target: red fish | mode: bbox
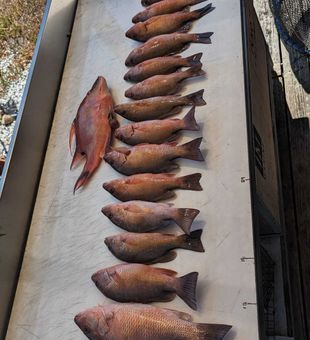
[69,76,117,193]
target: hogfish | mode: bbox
[69,76,118,193]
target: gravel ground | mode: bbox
[0,0,45,160]
[0,54,29,157]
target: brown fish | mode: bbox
[75,304,232,340]
[124,52,202,82]
[104,137,204,175]
[125,31,213,66]
[133,0,208,23]
[92,263,199,309]
[104,229,205,264]
[101,200,200,234]
[142,0,162,6]
[125,65,205,100]
[114,89,206,122]
[127,4,214,42]
[115,106,199,145]
[69,77,118,193]
[103,172,202,202]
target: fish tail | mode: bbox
[184,89,206,106]
[179,137,204,161]
[174,208,200,234]
[185,52,203,67]
[179,173,202,191]
[176,272,198,310]
[182,107,200,131]
[196,324,232,339]
[73,157,99,194]
[193,32,214,44]
[178,229,205,252]
[191,3,215,19]
[183,64,205,79]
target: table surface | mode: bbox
[6,0,259,339]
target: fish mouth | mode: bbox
[101,206,111,217]
[123,73,131,81]
[74,313,83,326]
[125,29,134,39]
[125,89,133,98]
[125,56,135,67]
[132,15,140,24]
[103,153,113,165]
[103,184,115,196]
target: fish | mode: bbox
[92,263,199,309]
[125,65,205,100]
[103,172,202,202]
[115,106,200,145]
[125,31,213,66]
[133,0,209,23]
[104,229,205,264]
[127,4,214,42]
[124,52,202,83]
[114,89,206,122]
[75,303,232,340]
[142,0,162,6]
[69,76,118,193]
[101,200,200,234]
[104,137,204,175]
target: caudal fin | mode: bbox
[179,173,202,191]
[182,107,200,131]
[192,3,215,19]
[196,324,232,339]
[193,32,214,44]
[176,272,198,310]
[184,89,206,106]
[73,158,99,194]
[178,229,205,252]
[183,65,205,79]
[185,53,203,67]
[179,137,204,161]
[174,208,200,234]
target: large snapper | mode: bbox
[74,304,232,340]
[103,172,202,202]
[133,0,209,23]
[92,264,198,309]
[101,200,200,234]
[115,106,200,145]
[124,53,202,82]
[104,137,204,175]
[114,89,206,122]
[104,230,204,264]
[127,4,214,42]
[125,65,205,100]
[125,32,213,66]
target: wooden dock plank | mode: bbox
[253,0,282,75]
[280,44,310,119]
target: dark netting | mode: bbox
[269,0,310,55]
